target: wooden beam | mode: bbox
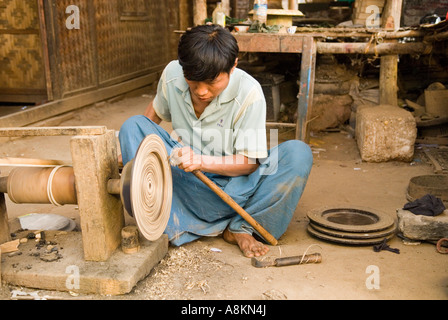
[0,193,11,245]
[316,42,430,55]
[70,131,124,262]
[0,126,107,137]
[235,34,431,55]
[296,36,316,143]
[0,72,159,128]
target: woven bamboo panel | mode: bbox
[0,0,39,30]
[0,34,45,89]
[0,0,45,91]
[52,0,97,96]
[94,0,172,85]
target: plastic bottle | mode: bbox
[254,0,268,24]
[213,2,226,27]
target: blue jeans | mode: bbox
[119,115,313,246]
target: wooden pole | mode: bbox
[289,0,298,10]
[380,55,398,105]
[296,36,316,143]
[316,42,429,55]
[193,170,278,246]
[379,0,403,106]
[193,0,207,26]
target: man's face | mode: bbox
[185,72,231,104]
[185,60,237,105]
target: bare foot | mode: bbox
[223,228,270,258]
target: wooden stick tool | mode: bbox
[168,146,278,246]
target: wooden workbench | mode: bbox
[233,31,431,143]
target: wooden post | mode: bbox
[0,193,11,245]
[296,36,317,143]
[70,130,124,262]
[379,0,403,106]
[193,0,207,26]
[289,0,298,10]
[179,0,193,30]
[380,55,398,105]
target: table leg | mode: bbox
[296,36,317,143]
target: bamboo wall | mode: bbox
[0,0,179,103]
[0,0,47,103]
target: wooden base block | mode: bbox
[1,231,168,296]
[0,193,11,245]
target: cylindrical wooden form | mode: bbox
[121,226,140,254]
[7,167,77,205]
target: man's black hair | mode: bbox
[178,25,239,82]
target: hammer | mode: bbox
[251,253,322,268]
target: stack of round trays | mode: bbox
[306,206,397,245]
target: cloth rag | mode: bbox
[403,194,446,217]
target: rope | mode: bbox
[46,165,67,207]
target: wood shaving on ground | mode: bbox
[137,243,224,299]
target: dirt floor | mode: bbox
[0,89,447,301]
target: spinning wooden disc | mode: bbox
[121,134,172,241]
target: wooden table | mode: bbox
[233,32,431,143]
[234,33,317,142]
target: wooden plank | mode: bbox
[0,239,20,254]
[235,34,282,52]
[70,131,124,262]
[0,158,72,167]
[235,34,431,55]
[0,72,159,128]
[316,42,430,55]
[0,193,11,245]
[296,36,317,143]
[0,126,107,137]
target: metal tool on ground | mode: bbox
[251,253,322,268]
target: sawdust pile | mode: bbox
[136,243,228,299]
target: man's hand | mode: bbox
[172,147,203,173]
[170,147,259,177]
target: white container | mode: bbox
[213,2,226,27]
[287,26,297,34]
[254,0,268,24]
